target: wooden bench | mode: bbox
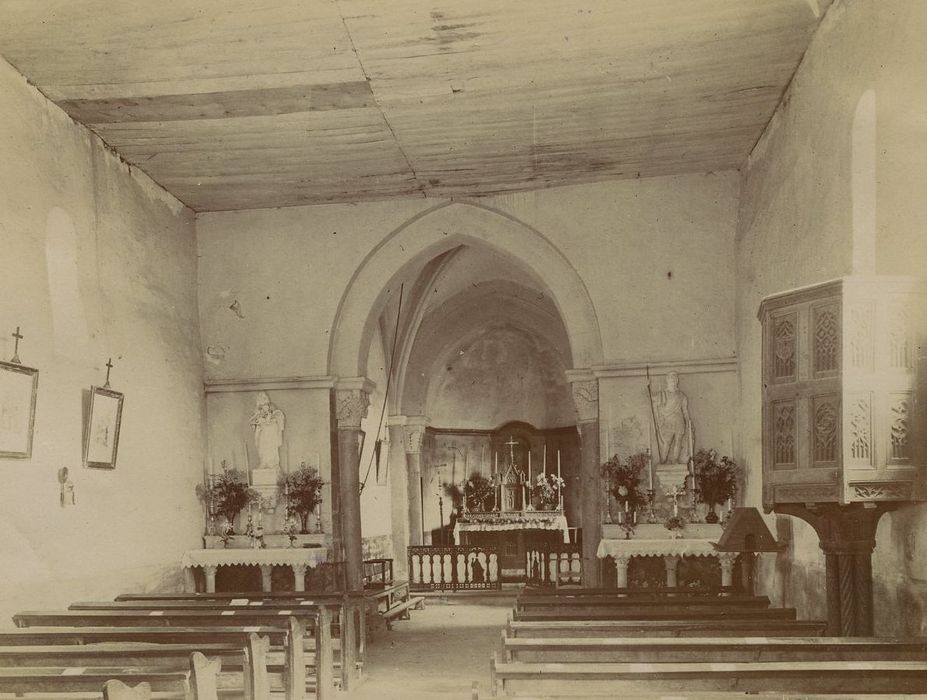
[380,596,426,631]
[98,591,366,677]
[505,618,827,638]
[6,616,325,699]
[490,656,927,696]
[515,595,772,614]
[511,606,797,622]
[0,636,252,700]
[501,635,927,663]
[13,603,352,689]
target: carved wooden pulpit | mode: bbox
[758,276,927,635]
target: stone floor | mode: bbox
[343,595,515,700]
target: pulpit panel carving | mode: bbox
[773,314,797,381]
[888,393,912,463]
[848,393,872,466]
[813,304,840,375]
[772,400,797,468]
[759,277,927,509]
[812,395,839,465]
[847,303,874,371]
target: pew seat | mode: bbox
[505,618,827,638]
[501,635,927,663]
[490,657,927,696]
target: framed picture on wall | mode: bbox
[84,385,124,469]
[0,360,39,458]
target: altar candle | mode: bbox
[633,509,637,525]
[647,448,654,491]
[528,450,532,481]
[495,452,498,474]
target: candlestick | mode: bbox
[495,451,498,474]
[647,448,654,490]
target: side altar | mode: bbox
[188,392,331,592]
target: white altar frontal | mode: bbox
[453,510,570,545]
[182,547,329,593]
[597,523,738,589]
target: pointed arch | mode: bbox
[328,201,603,379]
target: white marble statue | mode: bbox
[249,391,286,471]
[652,371,691,464]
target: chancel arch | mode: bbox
[330,204,606,588]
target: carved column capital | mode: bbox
[334,378,376,430]
[387,415,430,454]
[566,369,599,424]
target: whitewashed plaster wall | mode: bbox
[737,0,927,634]
[0,57,204,625]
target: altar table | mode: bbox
[181,547,329,593]
[596,524,737,589]
[453,512,570,545]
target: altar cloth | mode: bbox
[453,512,570,544]
[182,547,328,569]
[181,547,329,593]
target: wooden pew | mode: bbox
[490,655,927,696]
[501,635,927,663]
[103,679,152,700]
[506,618,827,638]
[66,593,366,682]
[4,617,328,700]
[515,595,771,615]
[511,606,798,622]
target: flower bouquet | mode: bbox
[196,467,260,534]
[463,472,494,512]
[279,464,324,533]
[601,452,648,520]
[531,473,565,510]
[693,449,739,523]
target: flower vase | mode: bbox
[299,512,310,534]
[670,529,680,540]
[705,503,719,524]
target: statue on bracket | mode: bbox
[651,371,692,465]
[249,391,286,472]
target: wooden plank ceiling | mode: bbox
[0,0,831,211]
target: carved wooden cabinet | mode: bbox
[759,276,927,508]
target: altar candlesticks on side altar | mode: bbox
[557,449,562,509]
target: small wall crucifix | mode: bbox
[104,357,114,388]
[10,326,23,364]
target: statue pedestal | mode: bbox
[655,463,689,492]
[250,468,279,509]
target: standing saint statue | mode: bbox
[651,371,692,464]
[250,391,286,471]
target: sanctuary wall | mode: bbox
[0,56,204,624]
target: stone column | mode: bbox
[401,417,429,547]
[664,555,680,588]
[292,564,307,592]
[568,370,601,588]
[203,565,218,593]
[335,378,374,592]
[614,555,631,589]
[718,552,738,590]
[259,565,273,592]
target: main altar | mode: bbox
[454,436,571,581]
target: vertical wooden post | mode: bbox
[340,598,358,691]
[286,617,305,700]
[315,606,334,700]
